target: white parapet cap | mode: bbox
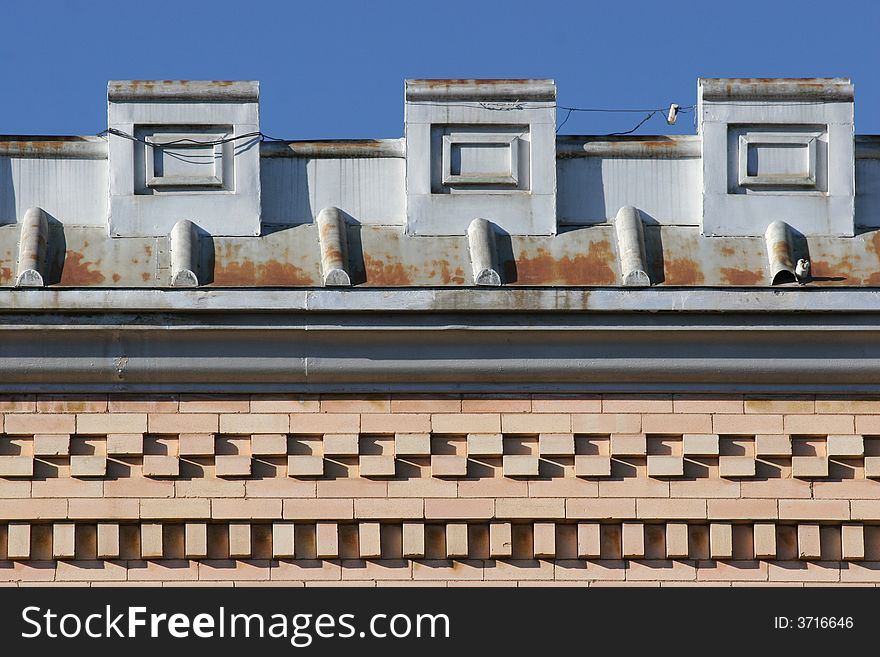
[699,77,853,102]
[107,80,260,102]
[405,79,555,102]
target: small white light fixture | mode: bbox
[666,103,680,125]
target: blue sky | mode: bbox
[1,0,878,138]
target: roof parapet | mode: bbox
[405,79,555,102]
[699,78,853,102]
[108,80,259,102]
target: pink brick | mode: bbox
[213,498,282,520]
[390,396,461,413]
[712,414,783,434]
[566,498,636,520]
[610,433,647,456]
[0,396,36,413]
[744,399,814,414]
[779,500,850,521]
[251,433,288,456]
[672,395,743,414]
[77,413,146,434]
[178,433,215,456]
[4,414,75,434]
[666,523,689,558]
[250,395,319,413]
[574,455,612,477]
[402,523,425,557]
[142,455,179,478]
[360,413,431,433]
[641,414,712,434]
[496,498,564,519]
[283,499,353,520]
[431,455,468,477]
[531,395,601,413]
[571,413,641,434]
[358,522,382,558]
[270,523,295,558]
[289,413,359,433]
[797,524,821,560]
[768,562,839,582]
[108,397,178,413]
[445,522,469,558]
[841,525,865,561]
[637,499,706,520]
[622,522,645,558]
[625,560,696,581]
[140,499,209,520]
[69,498,138,520]
[501,413,570,434]
[533,522,556,558]
[707,499,777,520]
[489,522,513,557]
[425,498,493,520]
[220,414,288,434]
[106,433,143,456]
[354,499,423,519]
[37,396,108,413]
[431,414,500,433]
[32,434,70,457]
[784,414,854,434]
[710,523,733,559]
[320,397,390,413]
[149,413,218,433]
[179,396,249,413]
[462,398,531,413]
[602,396,672,413]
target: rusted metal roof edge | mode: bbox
[699,78,854,102]
[108,80,259,102]
[5,287,880,314]
[260,139,405,159]
[405,79,555,102]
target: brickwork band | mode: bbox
[2,394,880,585]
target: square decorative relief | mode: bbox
[144,132,225,189]
[441,132,519,186]
[737,132,818,188]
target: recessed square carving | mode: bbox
[737,132,817,188]
[441,133,519,186]
[145,132,225,189]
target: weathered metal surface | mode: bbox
[765,221,797,285]
[108,80,259,102]
[508,227,618,286]
[210,225,322,287]
[316,207,351,286]
[557,135,700,159]
[699,78,853,101]
[613,206,650,286]
[261,139,404,159]
[54,228,159,287]
[405,79,555,101]
[0,136,107,159]
[14,207,48,287]
[466,218,501,286]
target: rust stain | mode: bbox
[111,273,121,284]
[434,260,466,285]
[144,245,153,257]
[720,246,736,257]
[810,258,858,284]
[213,259,314,286]
[419,79,538,87]
[719,267,763,286]
[0,266,12,284]
[142,272,151,282]
[59,251,105,286]
[514,241,616,285]
[363,255,415,286]
[664,257,705,285]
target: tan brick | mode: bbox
[70,455,107,478]
[179,396,249,414]
[719,456,756,478]
[184,523,208,559]
[431,413,500,434]
[33,434,70,457]
[531,395,601,413]
[106,433,143,456]
[502,455,538,477]
[355,498,423,520]
[574,455,612,477]
[215,455,252,478]
[107,397,178,413]
[77,413,146,434]
[710,523,733,559]
[431,455,467,477]
[0,456,33,477]
[7,523,30,559]
[149,413,218,434]
[425,498,492,520]
[767,561,840,582]
[0,499,65,520]
[538,433,574,456]
[745,399,814,414]
[496,498,563,519]
[638,499,706,520]
[647,455,684,477]
[322,433,359,456]
[228,523,252,558]
[641,414,712,434]
[712,415,783,434]
[359,455,396,477]
[791,456,828,478]
[855,415,880,434]
[140,499,209,520]
[566,498,635,520]
[140,523,163,559]
[290,414,360,433]
[826,434,864,457]
[610,433,646,457]
[467,433,504,456]
[666,522,689,559]
[682,434,719,456]
[287,455,324,477]
[178,433,215,456]
[841,525,865,561]
[271,522,295,558]
[779,500,849,521]
[488,522,512,558]
[361,413,430,433]
[220,413,288,434]
[571,413,641,434]
[213,498,281,520]
[250,395,319,413]
[359,522,382,558]
[283,499,353,520]
[316,522,339,558]
[866,457,880,479]
[52,523,76,559]
[501,413,570,434]
[402,522,425,558]
[5,414,75,434]
[251,434,288,456]
[394,433,431,456]
[321,396,390,413]
[847,501,880,521]
[461,397,529,413]
[533,522,556,558]
[673,395,743,414]
[753,523,777,559]
[785,414,854,434]
[445,522,469,558]
[622,522,645,558]
[798,524,821,560]
[707,499,776,520]
[142,455,179,478]
[0,396,36,413]
[603,396,672,413]
[391,396,460,414]
[95,523,120,559]
[576,523,601,558]
[754,434,791,457]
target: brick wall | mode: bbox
[2,393,880,586]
